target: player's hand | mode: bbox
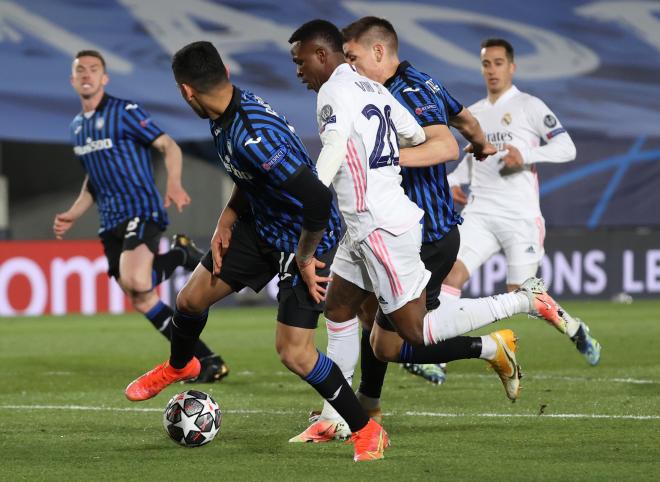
[451,185,468,205]
[297,257,332,304]
[164,182,191,213]
[210,223,232,276]
[465,142,498,161]
[53,212,76,239]
[501,144,524,169]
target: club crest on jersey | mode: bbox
[543,114,557,128]
[95,117,105,130]
[501,113,512,126]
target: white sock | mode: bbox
[319,317,359,421]
[564,312,581,338]
[479,335,498,360]
[422,292,530,345]
[439,284,461,306]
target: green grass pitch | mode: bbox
[1,300,659,481]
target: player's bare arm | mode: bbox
[450,107,497,161]
[399,124,459,168]
[153,133,190,212]
[53,175,94,239]
[210,184,248,276]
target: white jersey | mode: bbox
[448,85,576,219]
[317,64,424,241]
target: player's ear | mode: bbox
[178,83,194,100]
[315,47,324,64]
[373,43,384,63]
[510,61,516,75]
[101,72,109,87]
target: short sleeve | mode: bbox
[238,128,307,186]
[396,80,449,127]
[122,103,164,145]
[525,96,567,142]
[316,82,352,138]
[439,84,464,117]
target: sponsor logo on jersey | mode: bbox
[221,153,253,180]
[73,137,113,155]
[261,145,288,171]
[547,127,566,139]
[501,112,512,126]
[543,114,557,128]
[415,104,438,115]
[95,117,105,130]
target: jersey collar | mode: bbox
[489,85,520,106]
[384,60,411,88]
[214,85,241,129]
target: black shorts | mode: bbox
[200,218,335,329]
[100,217,163,279]
[421,225,460,311]
[376,225,460,331]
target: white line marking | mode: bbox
[0,405,658,420]
[434,373,660,385]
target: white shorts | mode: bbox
[331,225,431,314]
[457,213,546,285]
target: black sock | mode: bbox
[358,328,389,399]
[144,300,173,341]
[399,337,482,363]
[152,250,185,286]
[170,309,208,369]
[304,351,369,432]
[193,340,218,362]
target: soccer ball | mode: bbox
[163,390,222,447]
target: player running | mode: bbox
[124,41,388,462]
[55,50,227,383]
[441,39,601,365]
[287,20,574,445]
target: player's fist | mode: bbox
[53,212,75,239]
[451,185,468,205]
[464,142,497,161]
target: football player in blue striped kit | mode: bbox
[124,42,386,462]
[54,50,227,383]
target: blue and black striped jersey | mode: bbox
[69,94,168,232]
[210,87,341,254]
[385,61,463,243]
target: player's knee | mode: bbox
[276,344,313,377]
[175,289,206,315]
[371,339,398,362]
[323,304,355,323]
[396,324,425,346]
[120,273,152,295]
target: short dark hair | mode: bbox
[171,41,228,93]
[288,19,343,53]
[480,38,514,62]
[341,16,398,50]
[75,50,106,70]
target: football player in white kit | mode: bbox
[287,21,580,453]
[442,38,601,365]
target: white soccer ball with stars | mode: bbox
[163,390,222,447]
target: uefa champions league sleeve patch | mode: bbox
[543,114,557,128]
[261,145,288,171]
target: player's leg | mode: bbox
[440,214,500,305]
[115,219,225,380]
[152,233,206,285]
[278,253,387,461]
[502,217,601,365]
[125,219,270,400]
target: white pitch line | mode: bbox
[441,373,660,385]
[0,405,658,420]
